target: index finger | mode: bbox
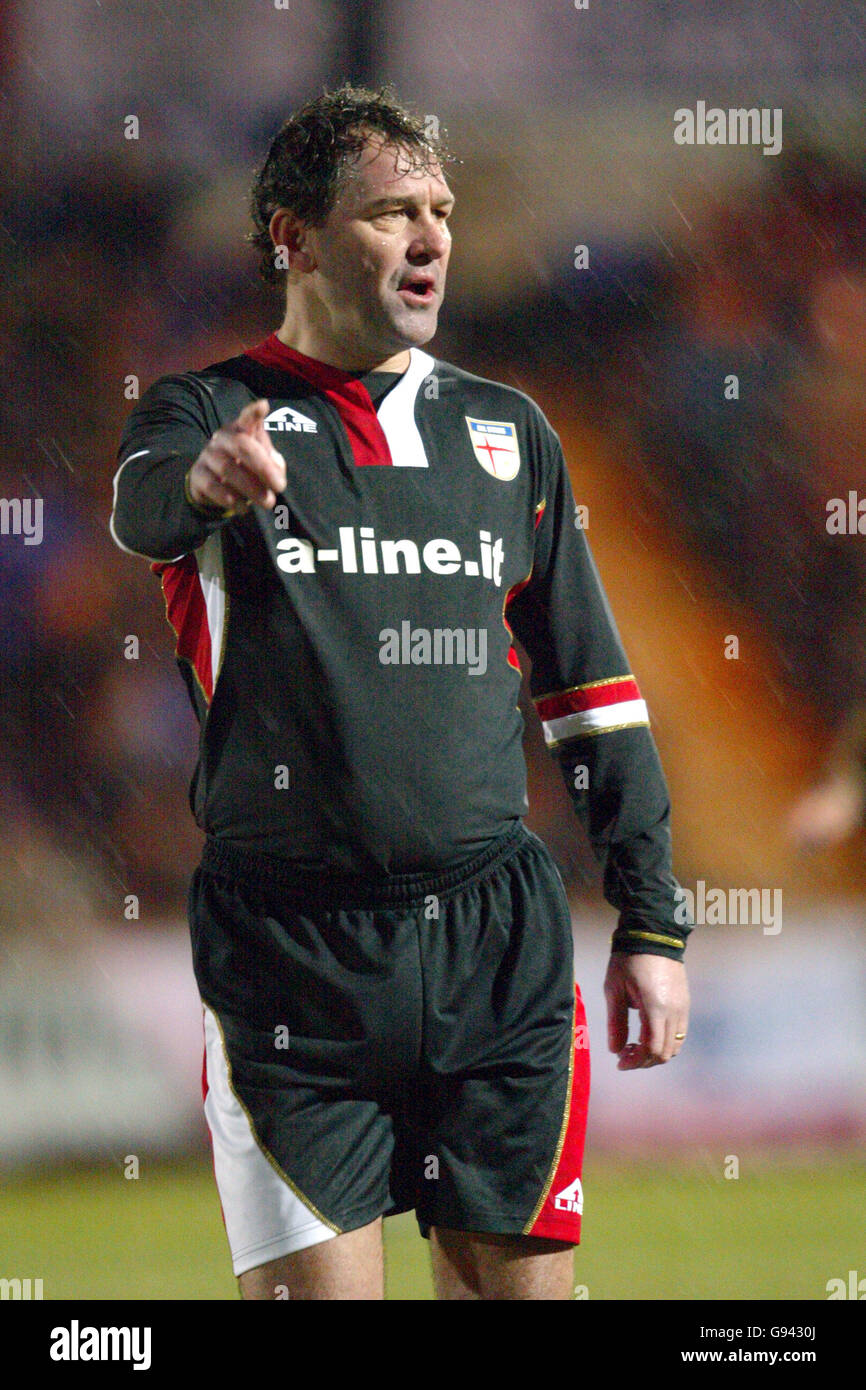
[234,398,271,435]
[603,958,630,1054]
[228,400,286,494]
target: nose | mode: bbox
[407,214,450,263]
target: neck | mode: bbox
[275,305,411,374]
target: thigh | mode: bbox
[416,830,590,1244]
[239,1219,384,1300]
[430,1228,575,1301]
[191,868,423,1274]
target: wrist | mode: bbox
[184,466,232,516]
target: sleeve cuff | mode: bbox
[184,467,236,517]
[610,926,688,960]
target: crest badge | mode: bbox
[465,417,521,481]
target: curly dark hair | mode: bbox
[248,84,450,286]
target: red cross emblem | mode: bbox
[465,417,521,480]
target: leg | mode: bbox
[415,830,589,1301]
[430,1227,575,1301]
[239,1217,384,1300]
[428,1226,481,1300]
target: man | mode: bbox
[110,85,691,1301]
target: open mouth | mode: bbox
[398,279,436,304]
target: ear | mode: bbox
[268,208,317,273]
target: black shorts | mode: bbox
[190,821,590,1277]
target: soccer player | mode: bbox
[110,86,691,1301]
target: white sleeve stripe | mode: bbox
[109,448,187,561]
[117,448,150,469]
[541,699,650,746]
[109,449,152,550]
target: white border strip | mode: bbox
[195,532,227,694]
[542,698,649,746]
[203,1005,336,1277]
[376,348,436,468]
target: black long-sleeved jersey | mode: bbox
[111,334,690,958]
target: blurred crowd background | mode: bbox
[2,0,866,1212]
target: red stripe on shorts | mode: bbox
[527,985,591,1242]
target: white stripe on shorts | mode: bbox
[202,1003,338,1277]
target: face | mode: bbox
[276,137,454,368]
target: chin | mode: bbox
[392,311,439,348]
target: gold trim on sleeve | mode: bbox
[612,929,685,951]
[534,673,637,706]
[545,718,650,748]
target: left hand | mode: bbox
[604,952,690,1070]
